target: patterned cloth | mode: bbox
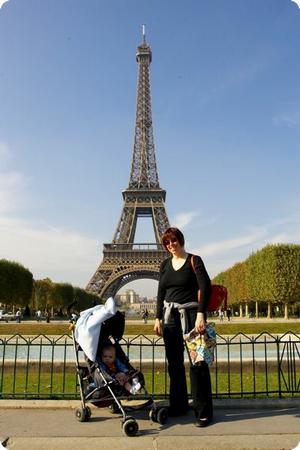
[184,323,216,366]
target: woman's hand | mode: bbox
[195,312,206,334]
[154,318,163,336]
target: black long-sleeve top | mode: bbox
[156,253,211,320]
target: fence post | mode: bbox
[276,336,282,398]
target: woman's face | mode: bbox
[164,235,183,255]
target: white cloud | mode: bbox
[171,211,218,234]
[0,143,99,287]
[190,215,300,278]
[269,229,300,244]
[172,211,199,229]
[0,216,99,287]
[0,171,29,213]
[273,112,300,128]
[0,0,9,9]
[268,233,289,244]
[194,227,267,258]
[0,142,29,213]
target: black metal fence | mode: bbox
[0,332,299,399]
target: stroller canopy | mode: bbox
[74,297,116,362]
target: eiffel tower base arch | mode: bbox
[87,244,167,299]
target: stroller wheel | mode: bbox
[122,418,138,437]
[157,407,168,425]
[149,408,157,423]
[85,406,92,420]
[75,407,86,422]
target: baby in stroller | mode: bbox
[72,297,168,436]
[99,344,141,395]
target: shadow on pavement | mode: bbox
[215,407,300,423]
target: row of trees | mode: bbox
[0,259,100,315]
[2,244,300,317]
[32,279,100,314]
[213,244,300,317]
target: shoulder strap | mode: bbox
[190,255,201,303]
[190,254,195,271]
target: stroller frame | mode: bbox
[72,310,168,436]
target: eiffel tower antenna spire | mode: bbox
[129,26,157,189]
[86,31,170,299]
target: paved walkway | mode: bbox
[0,399,299,450]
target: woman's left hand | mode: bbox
[195,312,206,334]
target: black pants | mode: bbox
[163,309,213,420]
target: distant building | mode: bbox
[115,290,157,314]
[116,289,140,304]
[130,301,156,315]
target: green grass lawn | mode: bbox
[0,366,291,399]
[0,321,300,336]
[0,369,79,398]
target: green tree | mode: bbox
[246,244,300,305]
[52,282,74,313]
[73,287,100,312]
[31,278,55,311]
[0,259,33,309]
[271,244,300,304]
[212,271,226,285]
[226,262,249,306]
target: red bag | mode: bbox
[190,255,227,312]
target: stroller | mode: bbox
[72,297,168,436]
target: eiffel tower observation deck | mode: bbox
[86,27,170,299]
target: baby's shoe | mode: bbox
[134,381,141,392]
[130,382,141,394]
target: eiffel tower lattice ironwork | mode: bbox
[86,29,170,299]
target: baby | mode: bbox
[100,344,141,394]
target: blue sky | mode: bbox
[0,0,299,297]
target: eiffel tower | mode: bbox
[86,28,170,299]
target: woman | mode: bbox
[154,227,213,427]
